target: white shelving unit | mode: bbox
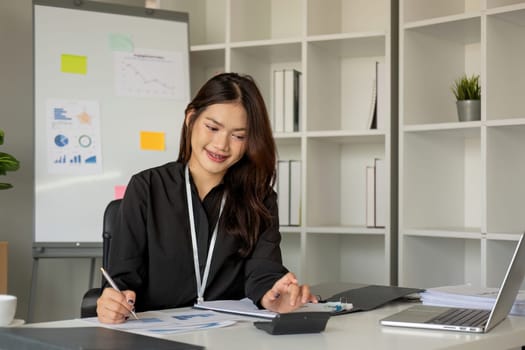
[399,0,525,290]
[161,0,395,286]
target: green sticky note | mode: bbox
[61,54,87,75]
[109,33,134,52]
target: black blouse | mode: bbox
[107,161,287,312]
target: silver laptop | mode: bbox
[381,233,525,333]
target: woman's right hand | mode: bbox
[96,287,136,324]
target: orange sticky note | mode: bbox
[140,131,165,151]
[114,185,127,199]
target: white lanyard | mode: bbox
[185,165,226,304]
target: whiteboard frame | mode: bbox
[32,0,190,251]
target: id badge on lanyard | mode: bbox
[185,165,225,304]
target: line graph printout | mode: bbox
[114,49,185,100]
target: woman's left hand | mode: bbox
[261,272,318,313]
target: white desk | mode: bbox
[26,303,525,350]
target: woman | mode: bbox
[97,72,316,323]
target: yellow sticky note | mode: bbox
[140,131,165,151]
[61,54,87,74]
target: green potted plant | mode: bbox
[451,74,481,122]
[0,129,20,190]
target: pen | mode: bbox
[100,267,139,320]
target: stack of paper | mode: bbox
[421,284,525,316]
[194,298,347,318]
[194,298,277,319]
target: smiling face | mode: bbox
[187,102,248,186]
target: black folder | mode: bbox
[312,282,424,315]
[0,326,204,350]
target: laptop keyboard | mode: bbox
[426,308,490,327]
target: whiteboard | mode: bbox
[33,0,190,244]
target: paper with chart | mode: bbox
[114,49,186,100]
[83,309,246,335]
[46,99,102,175]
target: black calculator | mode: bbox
[253,312,331,335]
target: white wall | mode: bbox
[0,0,144,323]
[1,0,39,321]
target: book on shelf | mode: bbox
[375,61,387,130]
[273,70,284,133]
[366,165,375,227]
[344,59,377,130]
[374,158,386,228]
[367,72,377,130]
[365,158,386,228]
[283,69,301,133]
[277,160,290,226]
[366,61,387,130]
[289,160,301,226]
[272,69,300,133]
[277,159,302,226]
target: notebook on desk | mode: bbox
[380,232,525,333]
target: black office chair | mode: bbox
[80,199,121,318]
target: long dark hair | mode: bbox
[178,73,277,256]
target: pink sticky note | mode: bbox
[114,185,127,199]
